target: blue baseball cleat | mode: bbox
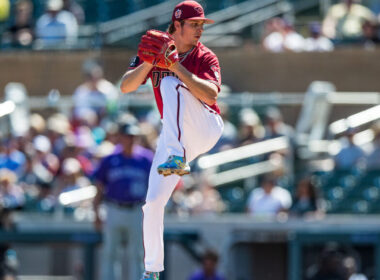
[141,271,160,280]
[157,155,190,176]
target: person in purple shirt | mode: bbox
[92,120,153,280]
[189,249,225,280]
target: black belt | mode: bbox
[105,199,143,209]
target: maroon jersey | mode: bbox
[129,41,221,118]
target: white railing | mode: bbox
[99,0,179,44]
[207,160,282,186]
[197,136,289,186]
[25,90,380,111]
[329,105,380,135]
[202,0,291,45]
[58,185,97,206]
[198,136,288,169]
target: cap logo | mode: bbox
[175,9,182,19]
[194,6,203,14]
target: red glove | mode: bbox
[138,30,179,69]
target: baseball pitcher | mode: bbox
[120,1,224,279]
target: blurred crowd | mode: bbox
[262,0,380,52]
[0,0,380,50]
[0,58,379,224]
[1,0,83,49]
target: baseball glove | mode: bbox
[138,30,179,69]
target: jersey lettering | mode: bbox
[152,71,161,88]
[152,70,177,88]
[139,42,221,117]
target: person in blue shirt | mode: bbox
[0,140,26,177]
[92,120,153,280]
[189,249,225,280]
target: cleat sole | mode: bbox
[157,168,190,177]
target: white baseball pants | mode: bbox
[142,76,224,272]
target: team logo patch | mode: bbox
[211,65,220,82]
[129,56,140,68]
[194,7,203,14]
[175,9,182,19]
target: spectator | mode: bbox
[35,0,78,48]
[211,102,238,152]
[138,120,159,152]
[0,169,25,209]
[342,256,368,280]
[56,157,90,194]
[307,245,346,280]
[304,22,334,52]
[18,154,54,213]
[289,177,325,218]
[263,107,294,140]
[72,59,119,122]
[262,17,285,52]
[2,0,34,48]
[262,18,305,52]
[188,249,225,280]
[237,107,264,146]
[322,0,376,42]
[247,174,292,216]
[90,140,115,167]
[192,182,225,215]
[365,122,380,170]
[62,0,84,24]
[60,132,93,176]
[262,107,295,177]
[31,135,60,188]
[282,20,306,52]
[92,120,153,280]
[361,19,380,49]
[334,128,365,171]
[172,175,225,216]
[28,113,46,139]
[0,139,26,177]
[18,155,38,188]
[46,113,72,156]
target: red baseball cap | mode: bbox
[172,1,214,24]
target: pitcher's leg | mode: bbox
[142,137,181,272]
[178,85,224,162]
[160,76,186,158]
[158,76,191,176]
